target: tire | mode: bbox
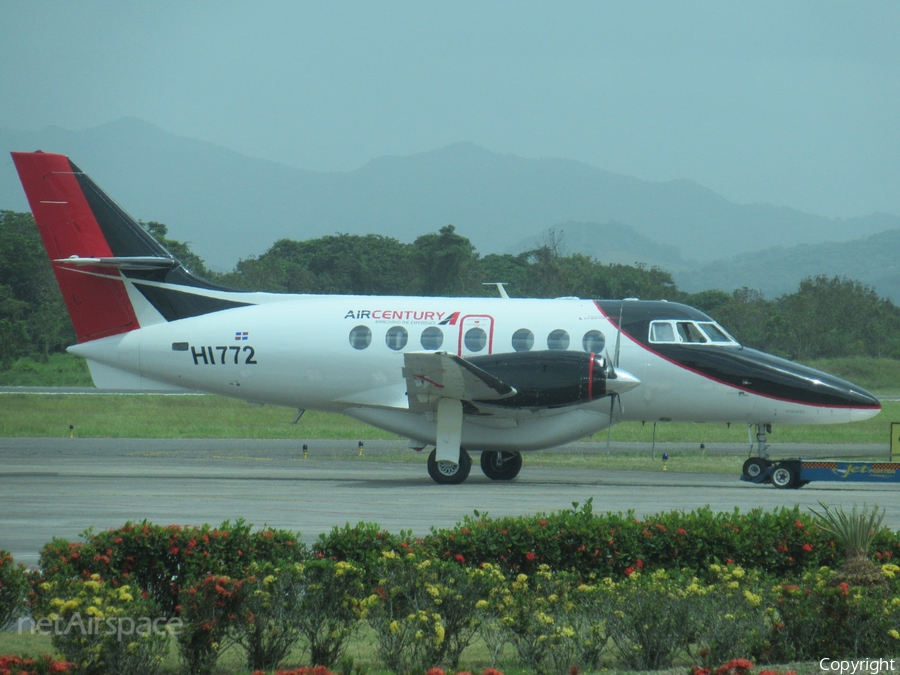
[480,451,523,481]
[771,463,798,489]
[427,448,472,485]
[742,457,770,480]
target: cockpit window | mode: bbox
[650,322,675,343]
[649,320,739,346]
[676,322,707,343]
[698,322,734,343]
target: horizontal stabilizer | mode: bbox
[403,351,517,411]
[54,255,177,270]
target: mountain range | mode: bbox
[2,117,898,300]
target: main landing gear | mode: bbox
[480,451,523,481]
[426,449,524,484]
[427,448,472,484]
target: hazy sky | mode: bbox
[2,1,898,218]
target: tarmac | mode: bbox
[1,437,898,567]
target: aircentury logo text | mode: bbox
[345,310,449,321]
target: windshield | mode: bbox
[649,320,740,346]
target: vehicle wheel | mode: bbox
[480,451,523,480]
[427,448,472,485]
[742,457,770,480]
[771,463,798,489]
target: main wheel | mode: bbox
[742,457,770,480]
[427,448,472,485]
[771,463,798,489]
[480,451,523,481]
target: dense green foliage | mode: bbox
[12,506,900,671]
[5,209,900,365]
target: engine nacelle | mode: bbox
[467,350,608,408]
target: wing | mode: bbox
[402,351,517,412]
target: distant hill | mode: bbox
[3,118,899,272]
[509,221,693,271]
[675,228,900,303]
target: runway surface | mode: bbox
[1,438,898,566]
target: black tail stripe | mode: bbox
[133,283,251,322]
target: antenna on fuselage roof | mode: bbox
[483,282,510,299]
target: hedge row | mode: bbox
[2,504,899,673]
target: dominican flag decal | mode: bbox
[235,331,249,341]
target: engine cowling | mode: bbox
[466,350,608,408]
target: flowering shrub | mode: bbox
[176,574,245,675]
[362,552,496,672]
[421,502,874,579]
[0,550,28,629]
[690,659,796,675]
[235,564,304,672]
[606,568,700,670]
[689,564,769,667]
[37,574,171,675]
[0,655,75,674]
[32,520,304,617]
[758,565,900,661]
[489,564,612,675]
[312,521,405,584]
[238,559,366,669]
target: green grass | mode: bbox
[0,394,397,439]
[804,356,900,395]
[0,394,896,450]
[0,354,92,386]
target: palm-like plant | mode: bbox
[809,501,886,588]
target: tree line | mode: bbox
[3,210,900,366]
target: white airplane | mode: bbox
[11,151,882,485]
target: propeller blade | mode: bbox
[613,302,624,368]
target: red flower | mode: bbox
[636,559,644,568]
[525,552,535,561]
[426,669,446,675]
[454,554,466,564]
[677,528,687,535]
[624,566,635,577]
[802,543,813,552]
[839,582,849,595]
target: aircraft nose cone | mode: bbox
[607,368,641,395]
[741,348,881,411]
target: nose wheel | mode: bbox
[741,457,771,480]
[480,451,523,480]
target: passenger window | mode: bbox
[650,322,676,343]
[547,329,570,350]
[420,326,444,350]
[385,326,408,351]
[511,328,534,352]
[349,325,372,350]
[465,327,487,352]
[676,322,707,343]
[582,330,606,353]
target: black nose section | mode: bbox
[729,349,881,408]
[655,344,881,409]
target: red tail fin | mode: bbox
[12,151,138,342]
